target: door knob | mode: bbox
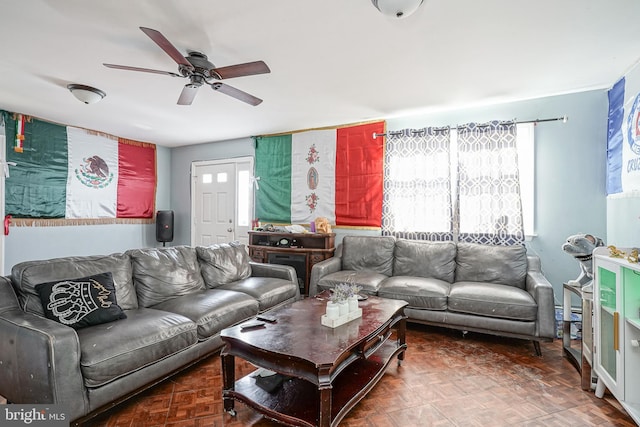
[227,228,233,232]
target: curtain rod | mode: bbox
[372,115,568,139]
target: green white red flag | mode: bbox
[255,121,384,227]
[3,111,156,219]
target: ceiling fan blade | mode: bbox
[139,27,193,69]
[211,82,263,106]
[211,61,270,80]
[177,85,199,105]
[103,63,182,77]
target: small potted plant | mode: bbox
[323,281,364,326]
[331,282,362,314]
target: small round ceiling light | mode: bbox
[67,84,106,104]
[371,0,424,18]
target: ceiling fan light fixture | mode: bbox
[103,27,269,106]
[67,84,106,104]
[371,0,424,18]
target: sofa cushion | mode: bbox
[378,276,450,310]
[393,239,457,283]
[217,277,298,311]
[448,281,537,321]
[127,246,205,308]
[35,272,127,329]
[152,289,259,340]
[11,253,137,316]
[77,308,198,388]
[342,236,395,276]
[455,242,528,289]
[318,270,388,295]
[196,243,252,288]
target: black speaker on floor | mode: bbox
[156,210,174,245]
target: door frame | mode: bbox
[190,156,254,246]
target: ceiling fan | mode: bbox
[104,27,270,106]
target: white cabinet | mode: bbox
[593,247,640,423]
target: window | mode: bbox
[516,123,534,237]
[382,122,534,242]
[382,127,453,241]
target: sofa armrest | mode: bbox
[309,256,342,296]
[0,276,87,418]
[526,270,556,339]
[249,261,297,283]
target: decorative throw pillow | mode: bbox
[126,246,206,307]
[455,242,528,289]
[35,272,127,329]
[196,242,252,288]
[393,239,457,283]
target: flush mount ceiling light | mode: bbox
[371,0,424,18]
[67,84,106,104]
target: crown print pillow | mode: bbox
[35,272,127,329]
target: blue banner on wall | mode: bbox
[607,77,625,194]
[607,63,640,195]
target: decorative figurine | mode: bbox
[608,245,626,258]
[562,233,604,288]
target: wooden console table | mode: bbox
[248,231,335,296]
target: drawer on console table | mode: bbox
[249,247,266,263]
[310,253,325,265]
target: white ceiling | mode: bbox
[1,0,639,147]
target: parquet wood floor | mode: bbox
[89,324,636,427]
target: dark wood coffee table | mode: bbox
[220,294,408,427]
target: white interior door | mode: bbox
[191,157,253,247]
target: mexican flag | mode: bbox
[3,112,156,219]
[66,127,119,218]
[255,121,385,227]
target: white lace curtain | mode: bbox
[457,121,525,245]
[381,127,453,241]
[382,120,525,246]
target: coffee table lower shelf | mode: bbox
[224,340,404,427]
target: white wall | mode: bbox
[607,61,640,247]
[608,194,640,246]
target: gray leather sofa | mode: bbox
[309,236,555,355]
[0,244,299,425]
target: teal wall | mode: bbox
[3,145,172,273]
[170,90,609,305]
[4,90,611,308]
[387,91,608,304]
[170,137,255,246]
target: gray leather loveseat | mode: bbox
[309,236,555,355]
[0,243,299,425]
